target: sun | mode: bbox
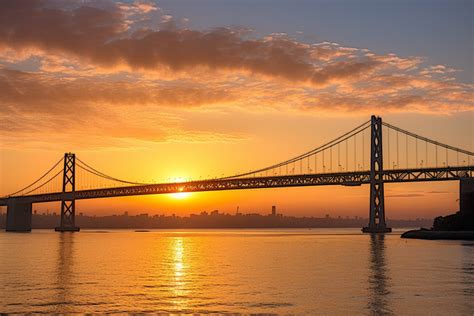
[171,189,191,200]
[169,177,192,200]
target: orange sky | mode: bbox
[0,0,472,219]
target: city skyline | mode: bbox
[0,207,434,230]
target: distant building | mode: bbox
[271,205,277,216]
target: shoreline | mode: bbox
[401,229,474,240]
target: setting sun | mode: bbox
[171,190,192,200]
[169,178,192,200]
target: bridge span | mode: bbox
[2,116,473,233]
[1,166,472,205]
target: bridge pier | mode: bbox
[363,116,392,233]
[5,199,32,232]
[460,178,474,214]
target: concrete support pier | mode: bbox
[6,199,32,232]
[55,226,80,232]
[362,226,392,233]
[460,178,474,214]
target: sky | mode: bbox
[0,0,472,219]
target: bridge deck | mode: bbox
[1,166,472,206]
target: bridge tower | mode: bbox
[363,116,392,233]
[55,153,80,232]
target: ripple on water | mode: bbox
[1,229,473,314]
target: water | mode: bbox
[0,228,473,314]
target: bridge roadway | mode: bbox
[1,166,472,206]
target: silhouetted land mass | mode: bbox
[402,212,474,240]
[0,210,432,229]
[433,211,474,231]
[401,229,474,240]
[402,183,473,240]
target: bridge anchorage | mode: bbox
[1,115,473,233]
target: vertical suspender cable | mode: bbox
[362,130,365,170]
[446,146,448,167]
[387,127,390,169]
[323,150,325,172]
[346,139,348,171]
[406,134,408,169]
[397,131,400,169]
[330,147,333,171]
[315,153,317,173]
[415,138,418,167]
[354,135,357,171]
[338,143,340,171]
[426,140,428,167]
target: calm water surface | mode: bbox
[1,228,473,314]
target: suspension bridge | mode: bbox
[1,116,473,233]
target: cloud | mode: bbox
[0,68,242,148]
[426,191,451,194]
[0,0,387,86]
[386,193,425,198]
[0,0,472,149]
[0,1,471,93]
[0,68,235,113]
[385,190,454,198]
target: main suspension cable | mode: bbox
[220,120,371,179]
[76,159,151,185]
[383,122,474,156]
[5,156,64,197]
[20,169,63,196]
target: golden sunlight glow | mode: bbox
[171,190,192,200]
[169,177,193,200]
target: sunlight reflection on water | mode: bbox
[0,229,473,314]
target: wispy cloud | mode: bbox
[0,68,242,148]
